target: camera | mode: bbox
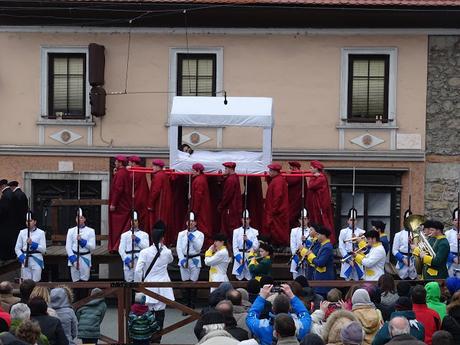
[271,282,283,293]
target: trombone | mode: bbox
[340,246,368,263]
[344,235,366,243]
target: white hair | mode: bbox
[202,323,225,334]
[10,303,31,321]
[389,316,410,337]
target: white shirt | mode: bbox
[15,227,46,264]
[176,228,204,268]
[361,243,387,281]
[338,227,366,257]
[118,229,150,262]
[65,226,96,260]
[392,229,410,256]
[290,226,312,255]
[205,247,230,282]
[232,227,259,256]
[445,228,458,253]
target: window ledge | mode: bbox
[37,119,95,127]
[336,122,398,130]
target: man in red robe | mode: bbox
[128,156,150,234]
[109,155,132,251]
[218,162,242,240]
[191,163,213,247]
[306,160,336,244]
[148,159,174,244]
[286,161,308,229]
[263,163,289,246]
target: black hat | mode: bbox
[0,179,8,186]
[348,207,358,220]
[7,181,18,187]
[201,310,225,325]
[213,233,227,242]
[152,220,166,244]
[316,226,331,238]
[371,220,386,231]
[453,208,459,221]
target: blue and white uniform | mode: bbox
[176,227,204,281]
[15,227,46,282]
[66,225,96,282]
[392,229,417,280]
[232,226,259,280]
[338,226,365,281]
[118,228,150,282]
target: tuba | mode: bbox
[405,214,435,275]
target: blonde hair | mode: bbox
[30,286,50,304]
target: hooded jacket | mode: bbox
[442,302,460,338]
[128,303,160,340]
[425,282,447,320]
[322,309,358,345]
[50,288,78,345]
[371,310,425,345]
[352,306,384,345]
[196,329,239,345]
[75,297,107,339]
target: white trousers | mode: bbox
[292,268,308,280]
[233,266,251,281]
[21,266,42,282]
[70,264,91,282]
[180,266,200,281]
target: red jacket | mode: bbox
[286,174,307,229]
[192,174,213,246]
[130,171,150,234]
[219,174,242,240]
[263,174,289,245]
[0,306,11,328]
[413,303,441,345]
[149,170,173,244]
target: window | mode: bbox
[177,54,216,96]
[47,53,86,119]
[347,55,389,122]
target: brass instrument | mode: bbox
[340,246,368,263]
[406,214,435,275]
[344,235,366,243]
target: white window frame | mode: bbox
[339,47,398,126]
[40,46,91,122]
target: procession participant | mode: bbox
[306,160,335,243]
[128,156,150,234]
[148,159,174,244]
[66,208,96,282]
[134,221,174,344]
[263,163,289,246]
[191,163,213,247]
[286,161,307,229]
[176,212,204,310]
[204,233,231,292]
[248,242,273,281]
[218,162,242,240]
[15,212,46,282]
[412,220,449,279]
[446,208,460,277]
[289,208,311,279]
[305,224,335,297]
[354,230,386,281]
[109,155,131,251]
[9,181,28,251]
[232,210,259,280]
[118,210,150,282]
[245,176,264,232]
[372,220,389,255]
[0,179,15,260]
[392,209,417,280]
[338,208,366,281]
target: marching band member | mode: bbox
[392,210,417,280]
[290,208,311,279]
[412,220,449,279]
[248,242,273,281]
[232,210,259,280]
[446,208,460,277]
[118,210,150,282]
[371,220,389,255]
[338,208,365,281]
[354,230,386,281]
[305,224,335,297]
[176,212,204,309]
[65,208,96,282]
[15,211,46,282]
[205,233,231,292]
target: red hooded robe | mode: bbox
[148,170,173,244]
[286,174,308,229]
[191,173,213,247]
[263,174,289,245]
[109,167,132,251]
[218,173,242,240]
[129,170,150,234]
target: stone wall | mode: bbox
[425,36,460,224]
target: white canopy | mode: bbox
[170,96,273,128]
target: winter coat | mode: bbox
[128,303,160,340]
[276,336,300,345]
[31,314,69,345]
[75,298,107,339]
[380,292,399,308]
[0,293,20,313]
[352,305,384,345]
[197,329,239,345]
[6,319,49,345]
[386,334,426,345]
[321,309,358,345]
[233,305,250,335]
[225,316,248,341]
[371,310,425,345]
[413,303,441,345]
[50,288,78,345]
[0,331,29,345]
[425,282,447,320]
[442,302,460,338]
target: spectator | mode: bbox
[378,274,399,308]
[365,284,393,322]
[321,308,358,344]
[75,288,107,345]
[425,282,447,321]
[446,277,460,296]
[300,333,324,345]
[431,330,453,345]
[246,284,311,345]
[273,313,299,345]
[302,287,323,313]
[396,281,412,298]
[128,293,159,345]
[19,280,36,304]
[372,297,425,345]
[216,300,248,341]
[246,279,260,304]
[28,297,68,345]
[340,321,364,345]
[50,288,77,345]
[226,290,250,334]
[412,284,441,345]
[293,275,309,288]
[343,285,361,311]
[197,310,238,345]
[29,288,56,318]
[351,289,383,345]
[15,320,41,345]
[0,306,10,332]
[235,288,252,308]
[386,316,425,345]
[0,303,42,345]
[441,290,460,338]
[309,290,343,335]
[0,282,20,312]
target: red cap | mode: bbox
[223,162,236,169]
[310,160,324,170]
[192,163,205,172]
[267,163,282,171]
[128,155,141,163]
[115,155,127,163]
[288,161,301,169]
[152,159,165,168]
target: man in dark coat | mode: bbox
[218,162,242,241]
[8,181,28,258]
[0,179,15,260]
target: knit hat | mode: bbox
[340,321,364,345]
[300,333,325,345]
[395,296,413,311]
[201,310,225,325]
[351,289,374,309]
[446,277,460,295]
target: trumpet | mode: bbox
[340,245,368,263]
[344,235,366,243]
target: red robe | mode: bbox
[170,174,189,241]
[109,166,132,251]
[244,176,264,231]
[306,173,336,244]
[129,171,150,234]
[191,174,213,247]
[263,174,289,245]
[286,175,308,228]
[218,174,242,240]
[149,170,173,244]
